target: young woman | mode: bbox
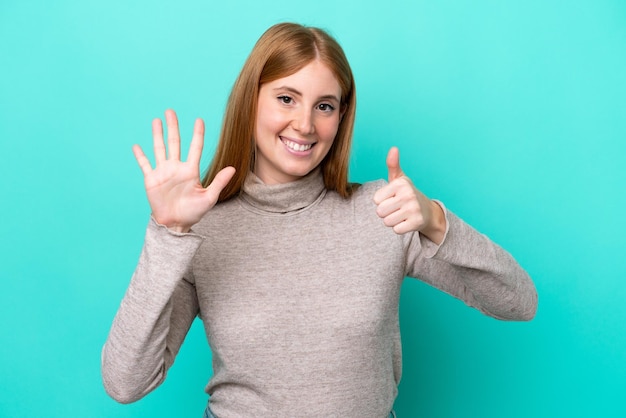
[102,23,537,418]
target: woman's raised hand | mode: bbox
[373,147,446,244]
[132,109,235,233]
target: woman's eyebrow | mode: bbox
[272,86,340,103]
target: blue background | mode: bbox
[1,0,625,416]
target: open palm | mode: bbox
[132,109,235,233]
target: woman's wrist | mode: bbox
[169,224,192,234]
[421,200,446,245]
[152,214,192,234]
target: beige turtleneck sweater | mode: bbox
[101,169,537,417]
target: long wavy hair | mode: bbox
[201,22,357,201]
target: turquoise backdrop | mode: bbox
[1,0,625,417]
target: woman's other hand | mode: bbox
[132,109,235,233]
[373,147,446,244]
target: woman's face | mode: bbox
[254,59,342,184]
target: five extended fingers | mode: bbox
[133,109,234,199]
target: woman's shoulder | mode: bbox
[326,179,386,215]
[348,179,386,200]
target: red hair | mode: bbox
[202,23,357,201]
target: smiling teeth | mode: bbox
[283,139,312,152]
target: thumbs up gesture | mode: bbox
[373,147,446,243]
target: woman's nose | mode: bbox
[293,109,315,135]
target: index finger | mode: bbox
[187,118,205,167]
[373,182,397,205]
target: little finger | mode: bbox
[132,144,153,176]
[393,220,416,235]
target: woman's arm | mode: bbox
[404,205,537,321]
[101,220,204,403]
[374,147,536,320]
[103,110,234,402]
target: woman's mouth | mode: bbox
[280,137,314,152]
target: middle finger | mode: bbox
[165,109,181,161]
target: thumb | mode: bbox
[206,166,236,201]
[386,147,403,182]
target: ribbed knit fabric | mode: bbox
[102,168,537,417]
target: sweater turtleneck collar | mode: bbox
[239,168,326,214]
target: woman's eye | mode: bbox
[278,96,293,104]
[318,103,335,112]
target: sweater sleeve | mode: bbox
[404,202,538,321]
[101,218,205,403]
